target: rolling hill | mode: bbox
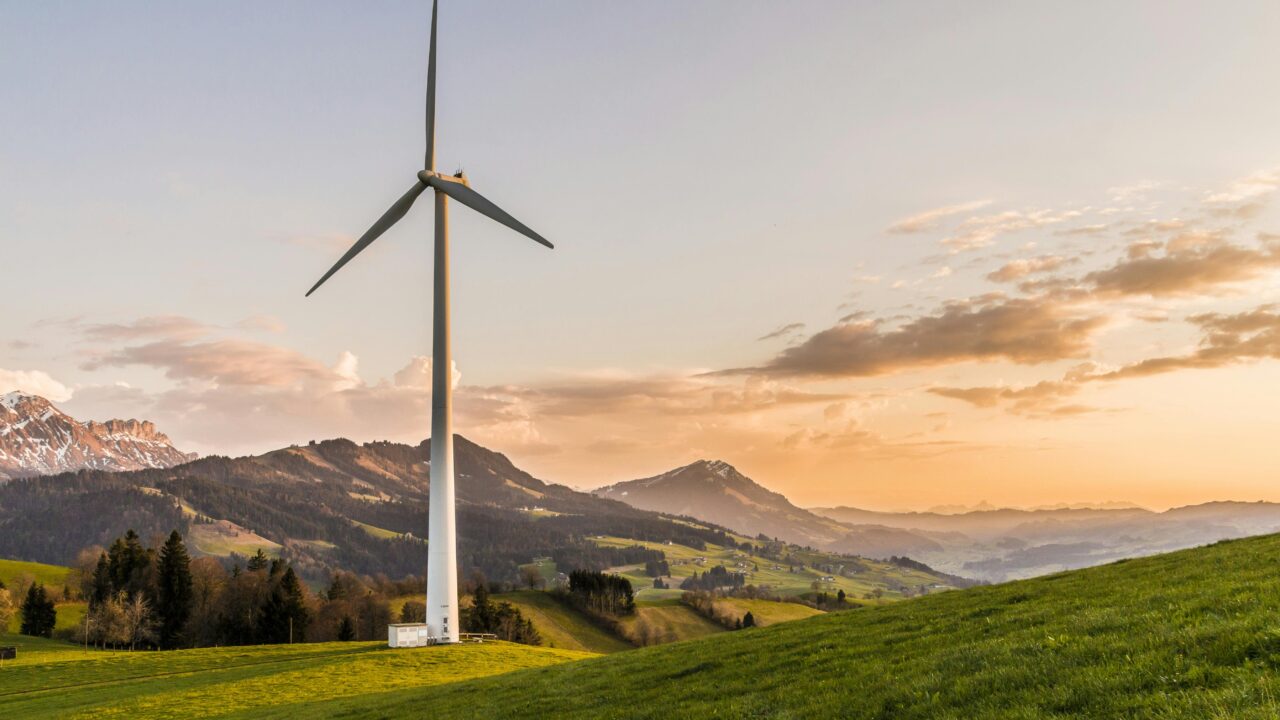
[297,532,1280,718]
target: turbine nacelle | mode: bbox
[418,170,469,187]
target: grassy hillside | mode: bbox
[499,591,634,654]
[305,533,1280,718]
[714,597,825,627]
[0,558,72,588]
[616,599,725,645]
[594,535,951,602]
[1,559,85,636]
[0,637,592,719]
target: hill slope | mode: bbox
[315,532,1280,719]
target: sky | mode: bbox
[3,1,1280,511]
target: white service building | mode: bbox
[388,623,437,648]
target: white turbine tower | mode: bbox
[305,0,553,644]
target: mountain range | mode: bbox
[0,392,194,480]
[5,391,1280,585]
[593,458,1280,582]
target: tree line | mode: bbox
[679,565,746,591]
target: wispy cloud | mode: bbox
[758,322,805,342]
[887,199,992,234]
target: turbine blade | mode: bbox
[424,174,554,249]
[305,181,427,297]
[424,0,438,171]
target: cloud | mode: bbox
[0,368,73,402]
[1108,181,1160,203]
[81,316,213,343]
[392,356,462,391]
[236,315,288,334]
[1094,305,1280,380]
[927,363,1106,418]
[739,295,1105,379]
[1203,168,1280,218]
[758,322,805,342]
[941,209,1078,253]
[1085,235,1280,298]
[928,379,1086,417]
[887,200,992,234]
[513,373,846,418]
[83,338,346,389]
[987,255,1070,283]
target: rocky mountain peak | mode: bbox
[0,393,195,481]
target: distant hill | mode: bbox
[811,502,1280,581]
[0,392,194,480]
[595,460,942,557]
[320,532,1280,718]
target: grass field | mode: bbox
[352,520,401,540]
[186,523,281,558]
[308,532,1280,718]
[0,558,72,588]
[1,559,85,636]
[0,636,593,719]
[616,599,725,645]
[499,591,634,654]
[714,597,825,627]
[517,557,558,585]
[593,535,949,603]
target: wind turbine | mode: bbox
[305,0,553,644]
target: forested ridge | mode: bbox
[0,435,736,584]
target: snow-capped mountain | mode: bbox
[0,392,195,480]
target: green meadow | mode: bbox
[1,559,85,636]
[309,533,1280,718]
[0,637,591,719]
[11,534,1280,717]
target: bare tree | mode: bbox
[520,565,544,590]
[122,593,158,650]
[0,588,14,630]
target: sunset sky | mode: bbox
[4,1,1280,510]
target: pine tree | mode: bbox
[279,567,309,643]
[246,549,270,572]
[337,615,356,641]
[156,530,194,648]
[20,583,57,638]
[742,611,755,628]
[261,567,310,644]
